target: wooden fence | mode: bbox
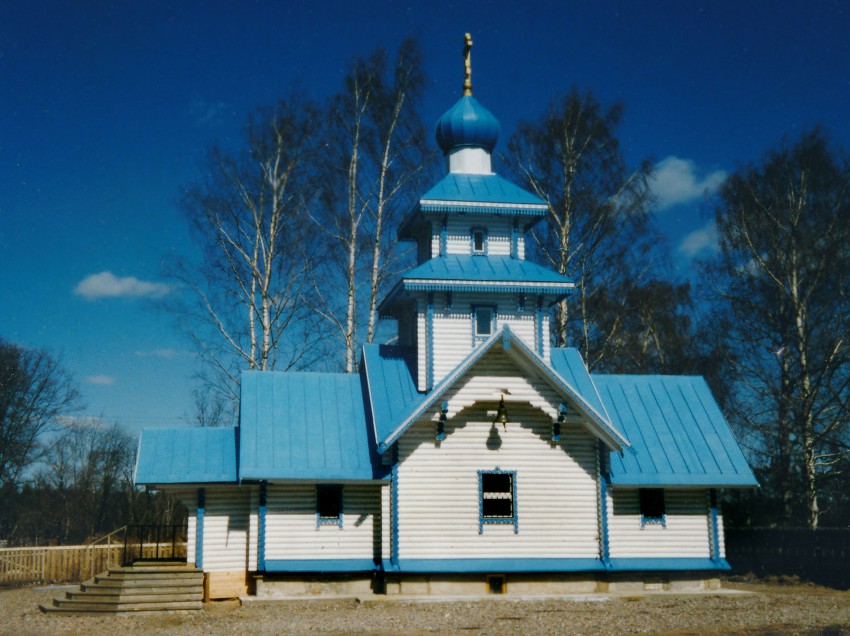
[725,527,850,589]
[0,542,186,586]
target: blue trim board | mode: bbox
[264,559,377,573]
[607,558,731,572]
[195,487,205,569]
[390,449,399,566]
[258,481,267,571]
[426,293,434,391]
[440,216,447,256]
[389,559,605,573]
[709,488,721,562]
[386,558,730,573]
[598,442,611,564]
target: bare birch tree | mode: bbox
[704,129,850,528]
[507,88,687,371]
[312,39,428,372]
[171,98,321,407]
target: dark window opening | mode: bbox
[482,472,513,518]
[317,485,343,520]
[475,308,493,336]
[472,229,486,253]
[639,488,665,520]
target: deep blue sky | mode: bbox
[2,0,849,434]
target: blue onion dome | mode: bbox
[435,95,501,155]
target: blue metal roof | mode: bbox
[420,173,546,210]
[380,256,573,316]
[403,254,572,292]
[549,348,610,421]
[593,375,758,488]
[134,427,238,485]
[361,344,426,447]
[239,371,381,481]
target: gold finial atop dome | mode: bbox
[463,33,473,96]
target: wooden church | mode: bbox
[135,37,756,599]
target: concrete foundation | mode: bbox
[249,571,722,598]
[255,573,376,598]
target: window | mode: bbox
[471,227,487,254]
[479,469,518,533]
[474,307,494,341]
[316,485,343,527]
[639,488,665,527]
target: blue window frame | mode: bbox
[639,488,666,528]
[478,468,518,534]
[316,484,343,528]
[470,227,488,255]
[473,305,495,343]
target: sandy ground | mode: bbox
[2,579,850,635]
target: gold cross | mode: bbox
[463,33,473,96]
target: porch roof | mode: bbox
[134,426,238,485]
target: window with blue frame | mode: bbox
[639,488,666,527]
[474,306,494,342]
[471,227,487,254]
[316,484,343,527]
[479,469,518,533]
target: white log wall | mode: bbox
[264,484,381,562]
[200,487,252,572]
[431,216,525,259]
[396,399,600,560]
[606,488,715,559]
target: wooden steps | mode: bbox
[39,561,204,614]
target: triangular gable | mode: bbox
[594,374,757,488]
[377,326,629,453]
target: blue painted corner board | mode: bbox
[593,374,757,487]
[134,426,238,485]
[239,370,381,481]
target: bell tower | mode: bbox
[379,34,574,392]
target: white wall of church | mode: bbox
[395,401,601,561]
[419,292,547,388]
[430,216,525,258]
[263,484,381,563]
[198,487,252,573]
[606,488,716,559]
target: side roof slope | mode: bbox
[239,371,382,481]
[594,374,757,487]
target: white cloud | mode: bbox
[189,98,228,127]
[134,348,189,359]
[650,156,727,210]
[86,375,115,386]
[74,271,171,300]
[678,221,719,259]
